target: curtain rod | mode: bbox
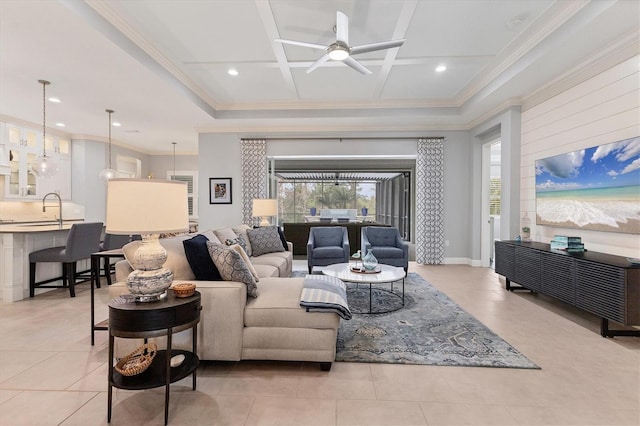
[258,137,443,141]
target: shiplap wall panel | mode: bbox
[521,55,640,258]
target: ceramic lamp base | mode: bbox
[127,267,173,301]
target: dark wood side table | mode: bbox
[90,249,125,345]
[107,292,201,425]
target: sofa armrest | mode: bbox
[115,259,133,282]
[287,241,293,252]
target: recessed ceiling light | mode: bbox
[112,122,121,127]
[48,97,61,103]
[228,69,239,76]
[435,65,447,73]
[55,122,65,127]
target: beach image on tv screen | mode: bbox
[535,136,640,234]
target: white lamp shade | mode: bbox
[106,179,189,235]
[252,199,277,217]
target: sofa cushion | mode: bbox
[312,246,346,259]
[244,278,340,329]
[224,235,248,253]
[213,227,238,245]
[246,226,285,256]
[183,234,223,281]
[252,264,280,278]
[251,252,292,277]
[207,242,258,298]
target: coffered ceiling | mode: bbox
[0,0,638,154]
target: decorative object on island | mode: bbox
[362,249,379,271]
[99,109,116,181]
[106,178,189,301]
[521,212,531,241]
[310,207,317,216]
[361,207,368,216]
[29,79,58,177]
[252,198,278,226]
[209,177,232,204]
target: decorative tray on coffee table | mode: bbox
[350,267,381,274]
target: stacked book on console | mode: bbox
[550,235,585,253]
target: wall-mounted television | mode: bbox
[535,136,640,234]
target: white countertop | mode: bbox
[0,220,83,233]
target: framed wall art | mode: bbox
[209,178,232,204]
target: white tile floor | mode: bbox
[1,262,638,425]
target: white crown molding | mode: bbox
[455,0,594,107]
[68,0,218,118]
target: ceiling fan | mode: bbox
[275,10,405,75]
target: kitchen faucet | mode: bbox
[42,192,63,228]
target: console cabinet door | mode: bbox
[514,246,542,291]
[542,253,575,304]
[574,260,625,324]
[494,241,515,280]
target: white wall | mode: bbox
[71,139,150,223]
[148,154,198,180]
[521,55,640,257]
[198,132,473,261]
[470,106,522,264]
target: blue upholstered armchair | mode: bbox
[361,226,409,271]
[307,226,350,273]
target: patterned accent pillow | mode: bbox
[206,241,258,297]
[232,225,253,256]
[224,235,248,253]
[246,226,286,257]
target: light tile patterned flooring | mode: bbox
[0,262,638,425]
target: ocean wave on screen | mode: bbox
[537,199,640,228]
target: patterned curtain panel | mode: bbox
[240,139,267,226]
[415,138,445,264]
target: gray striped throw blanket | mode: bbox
[300,274,352,320]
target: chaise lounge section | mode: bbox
[110,225,341,370]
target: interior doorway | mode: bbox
[481,140,501,268]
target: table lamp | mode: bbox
[252,199,277,226]
[106,179,189,301]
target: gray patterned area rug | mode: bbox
[295,271,539,369]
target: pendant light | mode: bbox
[99,109,116,181]
[29,80,58,177]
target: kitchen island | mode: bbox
[0,221,88,302]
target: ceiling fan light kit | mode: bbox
[275,10,405,75]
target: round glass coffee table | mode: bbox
[320,263,406,314]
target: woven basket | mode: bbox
[173,283,196,298]
[115,343,157,376]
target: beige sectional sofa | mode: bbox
[110,225,340,370]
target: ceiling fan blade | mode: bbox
[306,53,331,73]
[335,11,349,45]
[350,39,405,55]
[274,38,328,51]
[343,57,372,75]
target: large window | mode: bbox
[277,180,376,223]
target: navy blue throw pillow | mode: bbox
[183,234,222,281]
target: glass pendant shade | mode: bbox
[30,154,58,177]
[99,168,117,181]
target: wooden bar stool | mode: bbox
[29,222,103,297]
